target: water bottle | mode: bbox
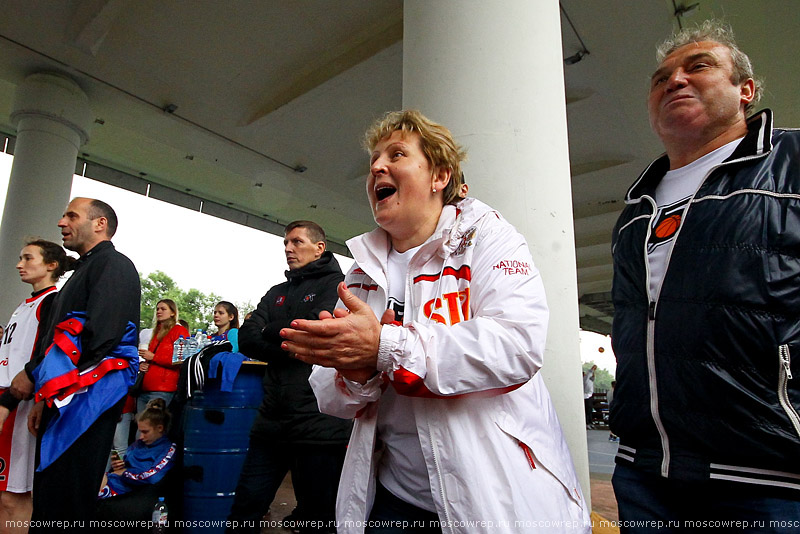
[172,336,185,364]
[151,497,168,533]
[185,335,198,357]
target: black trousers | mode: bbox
[226,436,346,533]
[30,397,125,533]
[584,396,594,425]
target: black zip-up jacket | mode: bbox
[611,110,800,490]
[238,251,352,444]
[25,240,140,378]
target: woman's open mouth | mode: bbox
[375,185,396,201]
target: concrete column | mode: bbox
[0,73,92,318]
[404,0,590,504]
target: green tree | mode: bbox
[583,361,614,392]
[139,271,222,332]
[234,300,256,322]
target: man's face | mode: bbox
[58,198,101,255]
[647,41,752,143]
[284,227,324,270]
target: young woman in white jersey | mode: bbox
[0,239,72,532]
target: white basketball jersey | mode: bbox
[0,285,57,493]
[0,286,57,387]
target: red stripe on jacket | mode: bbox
[347,283,378,292]
[413,265,471,284]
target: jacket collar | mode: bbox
[625,109,774,202]
[346,198,497,283]
[74,240,114,268]
[284,251,341,282]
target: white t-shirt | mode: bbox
[647,139,741,297]
[583,371,595,399]
[376,245,436,512]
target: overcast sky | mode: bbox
[0,152,354,311]
[0,152,615,375]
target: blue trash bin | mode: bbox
[183,362,265,533]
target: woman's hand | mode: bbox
[280,283,383,371]
[139,362,150,373]
[138,349,155,361]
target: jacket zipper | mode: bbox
[778,345,800,440]
[407,246,453,529]
[642,195,671,477]
[644,158,731,477]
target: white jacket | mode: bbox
[310,198,589,533]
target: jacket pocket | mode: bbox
[518,440,536,470]
[778,344,800,440]
[495,421,584,507]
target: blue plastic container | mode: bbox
[182,362,265,533]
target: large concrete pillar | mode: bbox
[0,73,91,318]
[403,0,590,503]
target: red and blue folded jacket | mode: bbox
[32,312,138,471]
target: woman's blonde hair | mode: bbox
[153,299,178,341]
[364,110,467,206]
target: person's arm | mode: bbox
[237,290,279,362]
[0,393,19,412]
[118,441,176,486]
[309,365,383,419]
[306,300,396,418]
[78,254,141,370]
[286,215,548,398]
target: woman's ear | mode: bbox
[433,168,452,192]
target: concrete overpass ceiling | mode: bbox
[0,0,797,335]
[0,0,403,247]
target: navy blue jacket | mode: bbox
[238,252,352,444]
[611,110,800,490]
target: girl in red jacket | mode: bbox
[137,299,188,414]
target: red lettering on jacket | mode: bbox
[492,260,530,276]
[422,289,470,325]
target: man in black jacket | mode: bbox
[611,21,800,531]
[10,198,140,531]
[228,220,351,533]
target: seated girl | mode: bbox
[99,399,176,499]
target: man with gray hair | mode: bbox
[610,21,800,530]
